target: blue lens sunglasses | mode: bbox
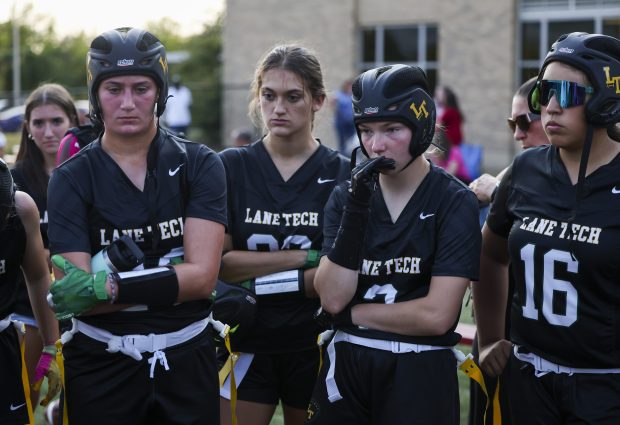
[531,79,594,110]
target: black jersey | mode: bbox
[11,165,48,318]
[0,211,26,318]
[11,165,48,248]
[487,145,620,368]
[47,129,227,335]
[323,163,480,346]
[219,140,349,353]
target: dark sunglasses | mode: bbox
[507,113,541,133]
[531,79,594,110]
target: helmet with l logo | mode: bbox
[351,64,436,159]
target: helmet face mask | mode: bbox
[351,64,436,159]
[528,32,620,126]
[87,27,169,125]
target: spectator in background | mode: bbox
[469,77,547,207]
[230,127,254,147]
[163,74,193,136]
[332,78,356,154]
[435,85,464,146]
[428,130,471,184]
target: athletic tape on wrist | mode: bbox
[116,266,179,306]
[253,270,304,297]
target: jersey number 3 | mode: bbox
[520,243,578,327]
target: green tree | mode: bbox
[0,6,223,147]
[168,17,223,149]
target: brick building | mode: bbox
[222,0,620,172]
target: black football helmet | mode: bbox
[87,27,169,125]
[529,32,620,126]
[351,64,436,159]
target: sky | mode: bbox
[1,0,225,37]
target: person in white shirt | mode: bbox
[164,74,193,136]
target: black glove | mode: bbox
[327,155,395,270]
[349,156,396,205]
[314,305,354,330]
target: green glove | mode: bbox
[304,249,320,269]
[49,255,109,320]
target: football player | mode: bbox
[46,28,226,424]
[474,32,620,424]
[306,64,481,425]
[10,83,79,408]
[218,44,349,425]
[467,76,549,425]
[0,158,59,425]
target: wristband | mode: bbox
[253,270,304,297]
[42,345,56,356]
[116,266,179,306]
[304,250,320,269]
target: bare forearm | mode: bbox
[314,257,358,313]
[473,254,509,348]
[220,249,307,282]
[27,278,59,344]
[353,278,468,336]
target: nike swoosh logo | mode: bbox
[317,177,336,184]
[169,164,184,176]
[419,212,435,220]
[10,403,26,411]
[612,186,620,194]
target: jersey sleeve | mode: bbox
[486,163,515,238]
[320,183,348,256]
[47,166,92,255]
[432,186,481,280]
[185,145,227,227]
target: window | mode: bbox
[360,24,438,90]
[517,0,620,86]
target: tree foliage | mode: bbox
[0,5,222,147]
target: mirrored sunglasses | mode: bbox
[533,79,594,109]
[507,113,541,133]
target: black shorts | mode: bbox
[0,325,29,425]
[63,328,219,425]
[508,351,620,425]
[306,340,459,425]
[221,348,320,409]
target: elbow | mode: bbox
[425,310,459,336]
[320,297,350,315]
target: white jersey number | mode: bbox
[363,284,398,304]
[520,244,578,327]
[247,234,312,251]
